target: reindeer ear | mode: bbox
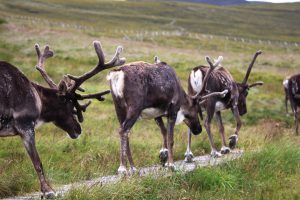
[57,80,68,96]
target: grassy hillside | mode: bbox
[0,0,300,43]
[0,0,299,199]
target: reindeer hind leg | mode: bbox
[155,117,168,166]
[118,108,140,175]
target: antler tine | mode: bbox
[201,89,228,100]
[67,41,125,94]
[103,45,126,69]
[190,56,223,99]
[73,100,91,123]
[35,44,57,89]
[248,81,264,88]
[242,50,262,84]
[198,90,228,105]
[94,41,105,66]
[76,90,110,101]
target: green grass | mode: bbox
[66,138,300,200]
[0,0,299,198]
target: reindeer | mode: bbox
[184,51,263,161]
[0,41,125,198]
[107,55,228,174]
[283,74,300,135]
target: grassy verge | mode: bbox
[66,138,300,200]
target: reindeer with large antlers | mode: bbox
[185,51,263,160]
[0,41,124,198]
[107,55,227,174]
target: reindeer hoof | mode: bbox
[229,134,238,149]
[220,146,231,154]
[210,150,222,158]
[42,191,56,199]
[165,162,176,171]
[184,152,194,163]
[129,167,137,175]
[117,165,127,175]
[159,148,168,166]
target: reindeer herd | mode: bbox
[0,41,298,198]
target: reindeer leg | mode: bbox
[294,110,299,136]
[285,92,289,115]
[126,137,136,175]
[166,108,177,171]
[15,122,55,199]
[290,99,299,135]
[229,106,242,149]
[118,109,140,175]
[155,117,168,166]
[204,105,221,157]
[216,111,230,154]
[184,128,194,163]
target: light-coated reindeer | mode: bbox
[0,41,125,198]
[107,55,227,174]
[185,51,263,161]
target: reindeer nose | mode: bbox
[192,125,202,135]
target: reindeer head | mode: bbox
[35,41,125,139]
[184,56,228,135]
[236,50,263,116]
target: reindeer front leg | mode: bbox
[155,117,168,166]
[215,111,230,154]
[184,128,194,163]
[16,122,55,199]
[166,109,177,170]
[229,106,242,149]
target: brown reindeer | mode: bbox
[283,74,300,135]
[107,55,227,174]
[184,51,263,161]
[0,41,125,198]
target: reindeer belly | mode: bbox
[140,108,166,119]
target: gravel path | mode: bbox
[3,150,243,200]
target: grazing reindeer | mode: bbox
[107,55,227,174]
[185,51,263,160]
[283,74,300,135]
[0,41,125,198]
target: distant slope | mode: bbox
[0,0,299,42]
[163,0,268,5]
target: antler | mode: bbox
[190,56,223,99]
[242,50,262,84]
[73,100,92,123]
[198,90,228,105]
[67,41,126,94]
[248,81,264,88]
[76,90,110,101]
[35,44,57,89]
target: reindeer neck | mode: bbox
[31,82,60,123]
[180,88,191,109]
